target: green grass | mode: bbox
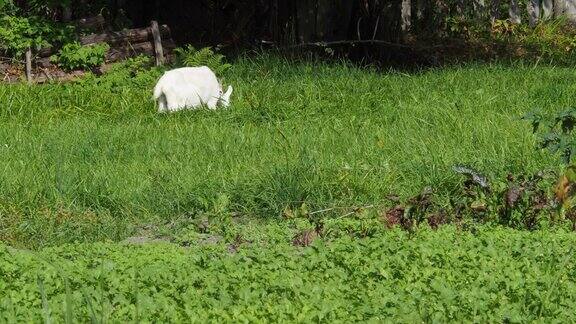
[0,56,572,248]
[2,226,576,322]
[2,55,576,321]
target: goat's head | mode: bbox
[219,85,233,107]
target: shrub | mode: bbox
[174,45,231,75]
[522,107,576,165]
[0,15,75,56]
[523,107,576,227]
[52,42,109,71]
[77,54,162,92]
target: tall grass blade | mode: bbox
[37,276,51,324]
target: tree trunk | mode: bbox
[296,0,317,43]
[62,6,72,22]
[527,0,541,26]
[25,48,32,84]
[474,0,487,18]
[566,0,576,22]
[269,0,279,42]
[509,0,521,23]
[333,0,354,41]
[554,0,566,17]
[316,0,331,40]
[543,0,554,19]
[490,0,501,22]
[401,0,411,33]
[416,0,425,20]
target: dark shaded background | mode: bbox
[118,0,403,47]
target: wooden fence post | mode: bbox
[25,48,32,84]
[150,20,165,66]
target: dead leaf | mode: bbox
[427,211,447,230]
[505,185,523,209]
[555,175,570,203]
[292,230,318,247]
[470,200,487,212]
[381,205,404,228]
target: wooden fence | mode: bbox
[23,18,175,83]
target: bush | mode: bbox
[79,54,162,91]
[52,42,109,71]
[0,15,74,56]
[523,107,576,165]
[523,107,576,226]
[174,45,232,75]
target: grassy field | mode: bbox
[0,57,570,248]
[1,56,576,320]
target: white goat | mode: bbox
[153,66,233,112]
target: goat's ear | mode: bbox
[222,85,233,107]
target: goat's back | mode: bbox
[165,66,219,89]
[154,66,227,111]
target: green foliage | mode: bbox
[2,227,576,321]
[442,18,576,65]
[79,54,162,91]
[2,0,108,18]
[174,45,232,75]
[523,107,576,226]
[0,15,75,56]
[0,0,18,14]
[52,42,109,71]
[523,107,576,165]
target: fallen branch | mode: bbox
[276,39,464,51]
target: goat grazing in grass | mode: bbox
[153,66,233,112]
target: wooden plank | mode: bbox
[106,39,176,62]
[80,25,171,46]
[150,21,165,66]
[25,48,32,84]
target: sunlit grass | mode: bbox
[0,56,570,247]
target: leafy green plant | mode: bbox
[522,108,576,164]
[78,54,161,92]
[0,0,18,14]
[52,42,109,71]
[0,15,75,56]
[2,228,576,322]
[523,108,576,227]
[3,0,109,18]
[174,45,232,75]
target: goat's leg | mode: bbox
[157,94,168,112]
[165,94,181,112]
[207,97,218,110]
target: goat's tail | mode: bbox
[153,78,164,101]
